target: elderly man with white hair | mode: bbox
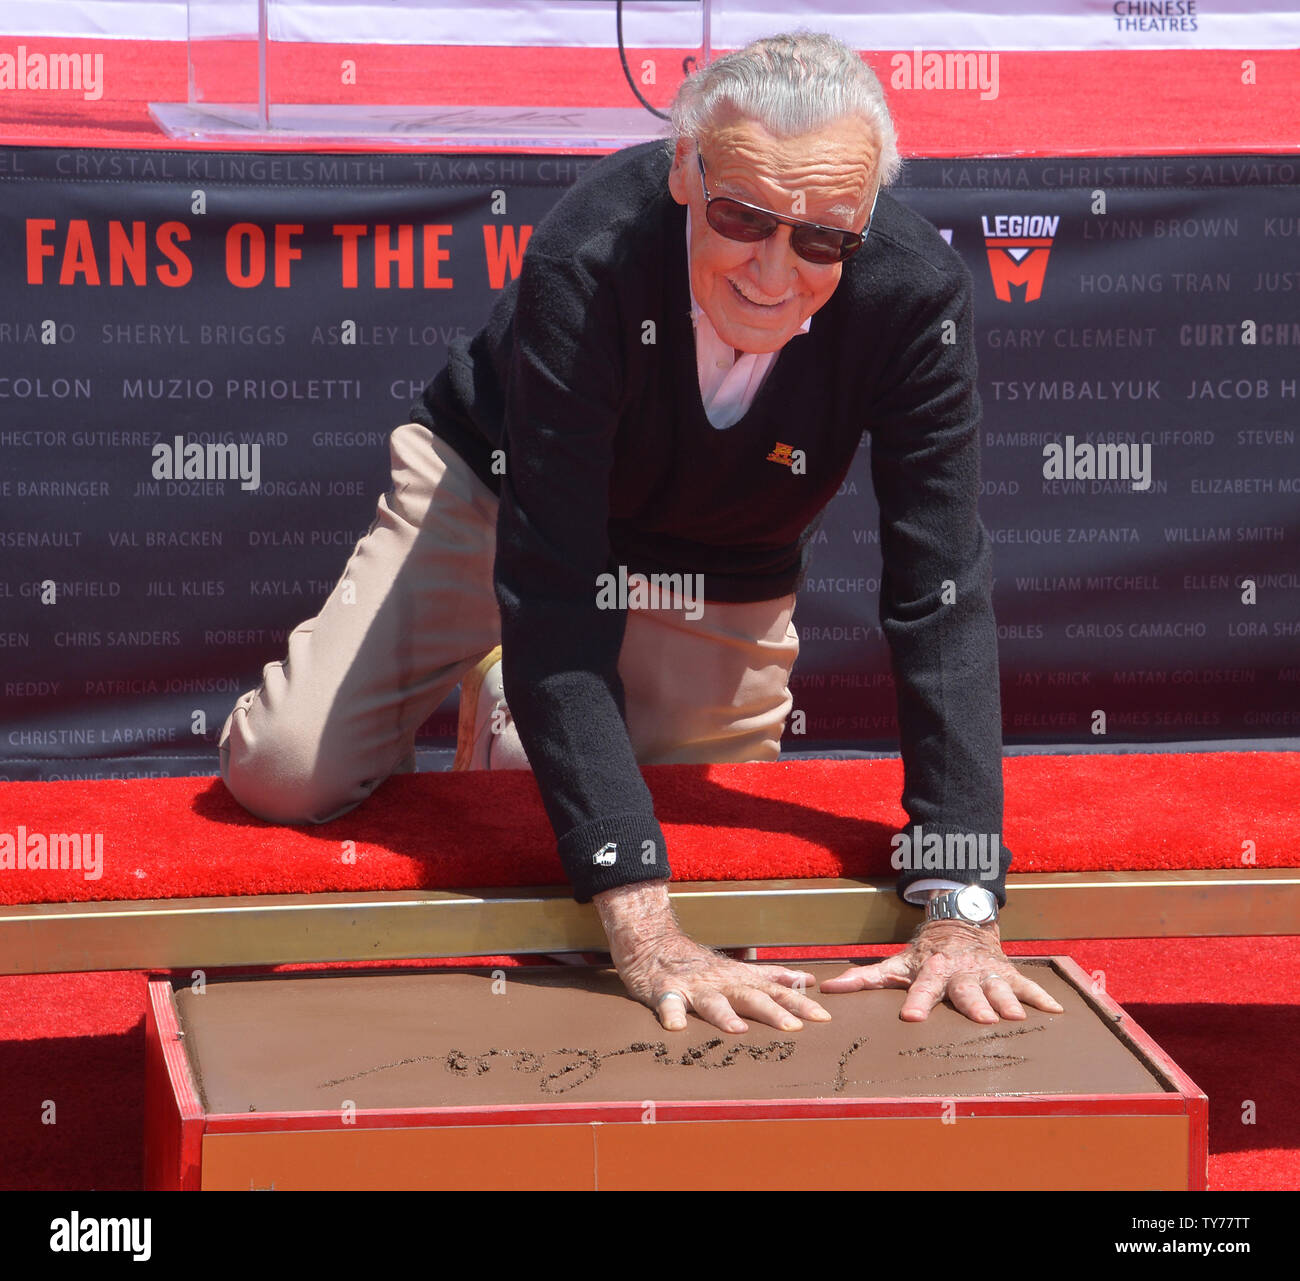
[220,32,1063,1033]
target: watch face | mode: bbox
[956,885,994,923]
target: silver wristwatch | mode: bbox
[925,885,999,925]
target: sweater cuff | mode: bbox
[891,823,1011,907]
[557,813,672,904]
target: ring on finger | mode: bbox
[656,990,689,1009]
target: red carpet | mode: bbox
[0,41,1296,155]
[2,753,1296,905]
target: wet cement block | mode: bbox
[144,958,1206,1190]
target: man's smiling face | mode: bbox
[667,113,880,354]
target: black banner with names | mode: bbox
[0,148,1296,779]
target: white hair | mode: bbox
[667,30,901,188]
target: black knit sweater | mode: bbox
[413,140,1011,905]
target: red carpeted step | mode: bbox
[1,753,1296,904]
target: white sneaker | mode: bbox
[453,646,504,771]
[452,648,532,771]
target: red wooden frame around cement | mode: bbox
[143,956,1207,1191]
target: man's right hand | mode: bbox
[593,880,832,1033]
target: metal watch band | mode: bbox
[926,887,998,925]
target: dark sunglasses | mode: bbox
[696,149,875,265]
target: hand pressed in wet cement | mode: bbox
[819,917,1066,1024]
[594,880,832,1034]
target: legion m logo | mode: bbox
[981,212,1060,302]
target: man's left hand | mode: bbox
[818,918,1064,1024]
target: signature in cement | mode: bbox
[318,1025,1049,1096]
[834,1023,1049,1092]
[318,1038,796,1094]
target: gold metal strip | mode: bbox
[0,868,1295,975]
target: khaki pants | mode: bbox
[219,422,800,825]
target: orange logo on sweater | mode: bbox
[767,442,795,466]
